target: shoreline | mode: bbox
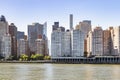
[0,60,53,63]
[1,60,120,64]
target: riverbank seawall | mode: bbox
[1,56,120,64]
[52,56,120,64]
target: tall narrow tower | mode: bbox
[70,14,73,30]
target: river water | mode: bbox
[0,63,120,80]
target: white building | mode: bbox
[51,30,63,57]
[1,34,11,59]
[62,30,71,57]
[0,15,11,58]
[71,30,85,57]
[112,26,120,56]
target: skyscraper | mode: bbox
[70,14,73,30]
[28,22,48,55]
[28,23,42,54]
[9,23,17,58]
[92,27,103,56]
[43,22,47,39]
[0,15,10,58]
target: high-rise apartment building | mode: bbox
[103,29,111,56]
[63,30,71,57]
[51,30,63,57]
[71,29,85,57]
[112,26,120,56]
[0,15,11,58]
[17,36,28,57]
[51,31,71,57]
[9,23,17,57]
[1,34,11,59]
[92,27,103,56]
[35,38,45,55]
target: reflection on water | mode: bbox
[0,63,120,80]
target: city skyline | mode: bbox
[1,0,120,41]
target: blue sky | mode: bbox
[0,0,120,41]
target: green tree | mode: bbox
[30,54,36,60]
[44,56,51,60]
[20,54,28,61]
[30,54,44,60]
[35,54,44,60]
